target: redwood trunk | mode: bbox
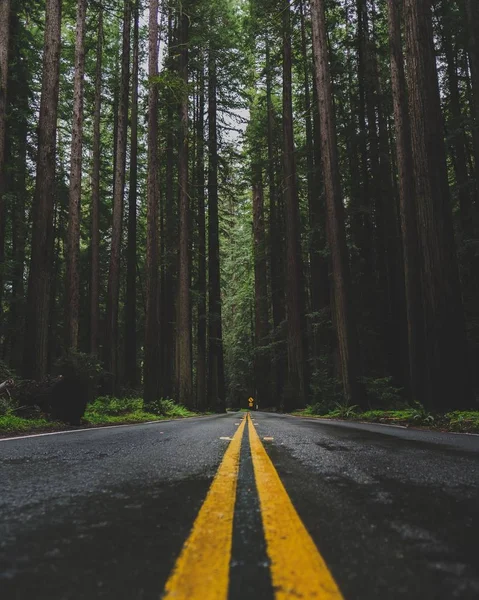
[404,0,472,409]
[177,8,192,407]
[65,0,86,351]
[125,0,139,388]
[310,0,364,406]
[144,0,160,404]
[196,59,207,410]
[90,2,103,356]
[23,0,61,379]
[207,51,226,413]
[252,165,270,408]
[0,0,11,314]
[106,0,131,391]
[283,0,308,409]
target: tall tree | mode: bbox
[404,0,471,409]
[90,0,103,357]
[23,0,62,379]
[386,0,424,401]
[282,0,308,409]
[310,0,364,406]
[177,5,193,406]
[144,0,160,404]
[105,0,131,391]
[65,0,87,351]
[265,36,286,404]
[465,0,479,164]
[125,0,139,387]
[252,163,270,408]
[0,0,11,317]
[207,49,226,413]
[196,57,207,410]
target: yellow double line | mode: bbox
[163,414,343,599]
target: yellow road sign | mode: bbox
[248,397,254,408]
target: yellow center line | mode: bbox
[248,414,344,600]
[163,416,246,599]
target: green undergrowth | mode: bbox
[292,405,479,433]
[0,414,61,434]
[0,397,198,437]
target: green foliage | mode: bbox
[147,398,194,418]
[361,377,404,409]
[409,402,435,425]
[446,411,479,432]
[85,396,195,421]
[0,395,18,417]
[0,414,58,433]
[87,396,144,416]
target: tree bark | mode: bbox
[442,13,474,237]
[0,0,11,318]
[23,0,61,379]
[125,0,139,388]
[282,0,308,409]
[90,1,103,357]
[386,0,424,402]
[265,36,285,407]
[196,58,207,411]
[105,0,131,392]
[252,164,270,408]
[404,0,472,409]
[310,0,364,406]
[65,0,86,351]
[465,0,479,168]
[177,7,192,407]
[207,50,226,413]
[144,0,160,404]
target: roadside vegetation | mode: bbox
[292,377,479,433]
[0,356,199,436]
[0,396,197,436]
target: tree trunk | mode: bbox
[442,15,474,237]
[65,0,86,351]
[465,0,479,169]
[125,0,139,388]
[23,0,61,379]
[177,7,192,407]
[8,63,28,371]
[404,0,472,409]
[386,0,424,402]
[252,164,270,408]
[105,0,131,392]
[160,10,177,400]
[207,50,226,413]
[144,0,160,404]
[265,36,285,408]
[299,0,322,359]
[310,0,364,406]
[196,58,207,411]
[90,1,103,357]
[0,0,11,319]
[282,0,308,409]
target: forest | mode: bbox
[0,0,478,422]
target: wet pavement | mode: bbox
[1,412,478,599]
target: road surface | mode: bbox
[1,411,478,599]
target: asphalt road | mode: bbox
[1,412,478,599]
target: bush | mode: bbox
[0,395,18,416]
[147,398,192,418]
[361,376,403,409]
[88,396,144,416]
